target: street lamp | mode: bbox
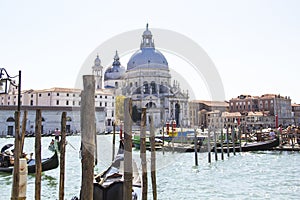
[0,68,21,111]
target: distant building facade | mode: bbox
[189,100,229,128]
[0,87,113,136]
[228,94,293,128]
[292,104,300,126]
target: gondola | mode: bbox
[93,141,141,200]
[212,138,280,153]
[0,151,59,174]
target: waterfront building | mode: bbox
[189,100,229,128]
[292,103,300,126]
[229,94,293,127]
[0,87,112,136]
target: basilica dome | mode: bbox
[104,51,125,81]
[127,24,169,71]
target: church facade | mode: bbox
[102,24,190,128]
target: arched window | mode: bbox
[6,117,15,122]
[143,81,149,94]
[150,81,156,94]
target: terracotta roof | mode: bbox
[221,112,241,117]
[190,100,229,107]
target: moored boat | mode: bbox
[132,134,163,150]
[0,144,59,174]
[93,141,141,200]
[212,138,280,153]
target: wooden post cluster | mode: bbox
[80,75,96,200]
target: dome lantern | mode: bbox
[127,24,168,71]
[140,23,155,49]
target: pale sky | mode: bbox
[1,0,300,102]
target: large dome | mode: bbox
[127,24,169,71]
[127,48,168,70]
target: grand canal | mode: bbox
[0,135,299,200]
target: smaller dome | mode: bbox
[104,51,125,81]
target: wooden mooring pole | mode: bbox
[35,109,42,200]
[226,126,230,157]
[220,128,224,160]
[140,108,147,200]
[124,98,133,200]
[59,112,67,200]
[20,111,27,156]
[238,126,242,153]
[207,129,211,163]
[193,128,198,166]
[112,122,116,161]
[150,114,157,200]
[80,75,95,200]
[11,111,20,200]
[232,127,236,156]
[213,129,218,161]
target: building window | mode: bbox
[73,94,76,97]
[31,94,33,98]
[105,102,107,107]
[105,96,107,99]
[48,93,50,96]
[112,102,114,107]
[100,102,102,106]
[57,93,59,96]
[56,100,59,105]
[73,101,75,106]
[66,100,69,105]
[30,100,33,106]
[100,96,102,98]
[67,93,69,97]
[39,94,42,97]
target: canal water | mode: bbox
[0,135,299,200]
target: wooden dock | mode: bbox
[271,143,300,151]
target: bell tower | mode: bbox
[92,54,103,90]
